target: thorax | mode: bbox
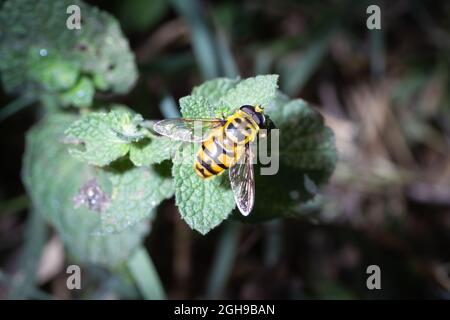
[223,111,259,144]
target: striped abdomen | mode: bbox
[194,111,259,179]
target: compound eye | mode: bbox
[252,113,265,126]
[240,105,254,113]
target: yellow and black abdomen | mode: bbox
[194,111,259,179]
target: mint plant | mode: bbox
[23,114,151,266]
[58,75,336,235]
[1,0,336,297]
[0,0,137,110]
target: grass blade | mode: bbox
[216,29,239,78]
[370,29,386,79]
[281,29,335,96]
[171,0,220,79]
[159,94,181,118]
[8,209,47,299]
[206,223,240,299]
[0,95,34,123]
[127,246,166,300]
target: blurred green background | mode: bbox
[1,0,450,299]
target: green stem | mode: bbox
[370,28,385,79]
[282,28,335,96]
[206,223,240,299]
[8,210,48,299]
[0,271,53,300]
[0,95,35,123]
[127,246,166,300]
[264,220,283,267]
[159,94,181,118]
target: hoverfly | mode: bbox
[153,105,270,216]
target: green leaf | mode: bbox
[22,114,149,267]
[275,99,336,173]
[97,160,174,233]
[237,93,337,222]
[180,94,215,118]
[188,75,279,117]
[191,77,239,117]
[220,74,279,112]
[0,0,137,106]
[64,109,178,169]
[28,54,80,92]
[64,110,145,166]
[192,78,239,105]
[172,148,235,235]
[130,135,182,167]
[172,75,279,234]
[182,75,279,117]
[60,77,95,108]
[63,110,174,233]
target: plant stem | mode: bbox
[127,246,166,300]
[206,222,240,299]
[8,210,48,299]
[159,95,181,118]
[0,95,34,123]
[282,28,335,96]
[0,271,53,300]
[370,28,385,79]
[264,220,283,268]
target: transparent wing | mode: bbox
[229,144,255,216]
[153,118,223,142]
